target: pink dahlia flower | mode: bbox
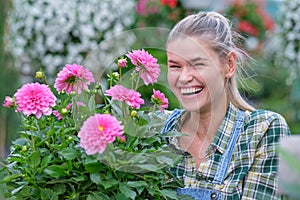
[78,114,124,155]
[3,96,15,108]
[14,82,56,119]
[151,89,168,112]
[105,85,144,109]
[126,49,160,85]
[54,63,95,94]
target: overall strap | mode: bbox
[161,109,184,133]
[213,109,245,184]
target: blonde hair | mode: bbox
[167,11,255,111]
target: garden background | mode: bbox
[0,0,299,162]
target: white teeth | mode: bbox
[181,88,203,95]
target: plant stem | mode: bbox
[151,104,157,114]
[98,85,108,105]
[135,75,140,91]
[119,67,122,85]
[61,118,66,143]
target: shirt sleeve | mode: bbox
[241,112,290,200]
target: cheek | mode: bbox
[167,71,175,86]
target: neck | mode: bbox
[187,100,228,140]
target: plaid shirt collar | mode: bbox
[211,103,241,154]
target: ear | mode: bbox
[225,52,236,79]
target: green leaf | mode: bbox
[156,156,175,166]
[137,117,148,126]
[53,184,66,195]
[84,157,103,173]
[40,188,58,200]
[0,174,23,183]
[90,173,101,185]
[71,175,86,182]
[135,164,160,172]
[101,179,118,189]
[63,127,77,134]
[126,181,148,188]
[11,185,25,195]
[28,151,41,169]
[12,138,27,146]
[87,192,111,200]
[88,95,96,112]
[158,189,178,199]
[44,165,67,178]
[59,147,79,160]
[115,192,128,200]
[40,154,53,168]
[119,183,136,200]
[136,187,144,195]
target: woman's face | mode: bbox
[167,37,229,113]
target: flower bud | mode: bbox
[117,58,127,68]
[35,71,44,79]
[61,108,68,114]
[21,146,27,152]
[112,72,119,80]
[130,110,137,117]
[3,96,15,108]
[117,135,126,143]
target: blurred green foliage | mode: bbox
[251,57,300,134]
[0,0,20,161]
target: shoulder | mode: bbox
[245,109,288,124]
[242,109,290,143]
[245,110,288,128]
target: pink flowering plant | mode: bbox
[1,49,184,199]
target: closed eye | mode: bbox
[194,63,205,67]
[168,65,181,68]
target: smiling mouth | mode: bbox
[181,87,203,95]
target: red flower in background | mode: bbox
[224,0,274,40]
[159,0,177,8]
[238,20,259,36]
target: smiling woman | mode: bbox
[161,11,290,200]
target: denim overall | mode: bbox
[162,109,245,200]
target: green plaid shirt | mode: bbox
[166,104,290,200]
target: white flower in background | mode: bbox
[6,0,136,82]
[276,0,300,85]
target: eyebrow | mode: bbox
[189,57,208,63]
[168,57,208,64]
[168,59,179,64]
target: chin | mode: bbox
[181,99,212,113]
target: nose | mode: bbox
[178,66,193,83]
